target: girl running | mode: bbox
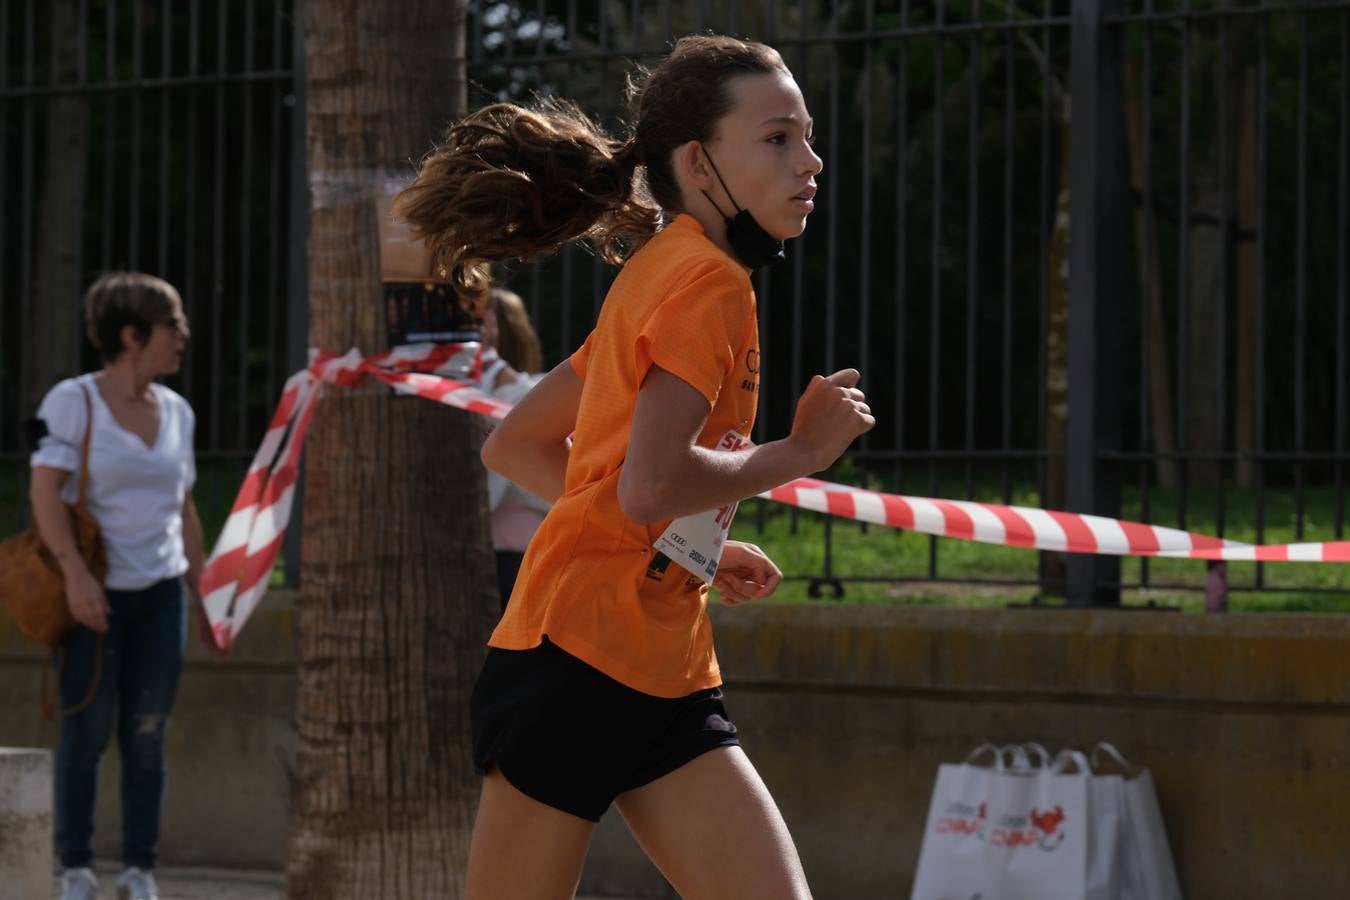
[399,34,874,900]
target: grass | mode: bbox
[7,458,1350,611]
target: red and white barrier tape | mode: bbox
[199,343,506,648]
[200,346,1350,648]
[761,478,1350,563]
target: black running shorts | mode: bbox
[470,637,740,822]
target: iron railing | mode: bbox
[465,0,1350,606]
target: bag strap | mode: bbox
[1051,749,1091,775]
[74,382,94,509]
[1090,741,1130,769]
[40,635,105,720]
[964,743,1001,767]
[1021,742,1052,769]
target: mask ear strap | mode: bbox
[700,188,733,221]
[699,144,742,215]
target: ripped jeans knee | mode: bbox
[119,712,170,771]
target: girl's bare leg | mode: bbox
[614,746,812,900]
[466,770,595,900]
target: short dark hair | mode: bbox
[83,271,185,363]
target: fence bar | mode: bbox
[18,0,35,426]
[964,33,980,501]
[1216,8,1230,538]
[238,0,256,450]
[209,0,227,448]
[857,0,874,456]
[283,0,306,589]
[1139,5,1155,589]
[1,2,10,453]
[1001,21,1014,505]
[1065,0,1125,606]
[1255,20,1268,587]
[1337,8,1349,538]
[128,0,143,268]
[1176,0,1191,533]
[1036,0,1052,591]
[894,0,910,492]
[1294,13,1309,539]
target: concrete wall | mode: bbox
[0,600,296,871]
[4,595,1350,898]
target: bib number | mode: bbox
[652,430,751,585]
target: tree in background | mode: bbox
[288,2,497,897]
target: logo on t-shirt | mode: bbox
[645,551,673,582]
[741,346,760,394]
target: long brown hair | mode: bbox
[396,35,788,294]
[489,288,543,375]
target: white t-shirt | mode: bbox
[30,373,197,591]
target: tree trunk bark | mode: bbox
[289,3,496,898]
[25,0,88,413]
[1123,57,1177,489]
[1183,52,1232,493]
[1041,103,1071,599]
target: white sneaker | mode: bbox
[116,867,160,900]
[58,868,98,900]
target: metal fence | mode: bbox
[4,1,1348,607]
[466,0,1350,605]
[0,0,304,578]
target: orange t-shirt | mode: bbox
[488,214,761,698]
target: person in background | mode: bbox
[29,272,218,900]
[478,287,551,609]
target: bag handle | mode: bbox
[75,383,94,510]
[40,636,105,720]
[1089,741,1142,777]
[39,382,103,720]
[1090,741,1130,769]
[1021,742,1053,769]
[1051,749,1091,775]
[964,743,1002,766]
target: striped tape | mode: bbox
[200,345,1350,648]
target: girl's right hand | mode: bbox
[64,566,110,633]
[787,368,876,473]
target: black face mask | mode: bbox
[700,147,786,271]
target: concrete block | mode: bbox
[0,748,53,900]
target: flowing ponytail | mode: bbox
[397,35,788,293]
[397,98,659,294]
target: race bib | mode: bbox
[652,430,751,585]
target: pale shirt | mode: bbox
[480,354,550,552]
[31,373,197,591]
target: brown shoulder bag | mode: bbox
[0,383,108,716]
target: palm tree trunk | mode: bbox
[289,3,496,898]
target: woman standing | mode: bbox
[30,272,212,900]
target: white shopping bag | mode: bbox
[1091,743,1183,900]
[911,745,1091,900]
[1055,751,1123,900]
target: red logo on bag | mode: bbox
[936,803,1067,852]
[1030,806,1064,836]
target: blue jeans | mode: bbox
[54,577,186,870]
